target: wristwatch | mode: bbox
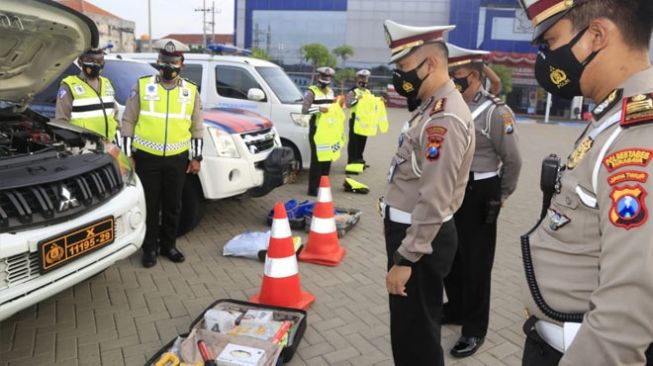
[193,155,203,162]
[393,251,414,267]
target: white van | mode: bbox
[118,53,311,173]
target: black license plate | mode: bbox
[38,217,115,274]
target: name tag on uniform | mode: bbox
[73,85,86,96]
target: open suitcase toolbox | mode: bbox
[145,299,307,366]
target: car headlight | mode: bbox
[290,113,310,128]
[104,141,136,186]
[272,127,282,147]
[208,127,240,158]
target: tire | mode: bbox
[176,175,205,237]
[281,139,302,183]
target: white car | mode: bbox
[0,0,146,321]
[118,52,311,173]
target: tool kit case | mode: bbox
[145,299,307,366]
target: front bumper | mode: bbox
[0,178,146,322]
[248,147,294,197]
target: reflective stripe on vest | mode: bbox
[61,75,118,139]
[351,89,378,136]
[376,97,389,133]
[133,76,196,156]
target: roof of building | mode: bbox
[159,33,234,46]
[58,0,121,19]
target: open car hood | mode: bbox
[0,0,98,105]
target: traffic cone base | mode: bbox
[299,176,346,266]
[250,202,315,310]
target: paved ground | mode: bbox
[0,108,581,366]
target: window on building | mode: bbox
[215,65,265,101]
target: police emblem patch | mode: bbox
[567,137,593,170]
[73,85,86,96]
[402,80,414,93]
[603,148,653,172]
[164,41,176,53]
[549,66,570,89]
[426,125,447,137]
[425,136,444,161]
[609,184,648,229]
[57,87,67,99]
[607,170,648,186]
[502,113,515,134]
[620,93,653,127]
[147,84,157,93]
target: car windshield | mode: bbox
[102,59,158,104]
[255,66,304,104]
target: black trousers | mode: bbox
[308,117,331,195]
[134,150,188,253]
[522,317,653,365]
[385,217,457,366]
[347,114,367,164]
[443,175,501,337]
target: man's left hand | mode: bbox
[187,159,201,174]
[386,265,412,296]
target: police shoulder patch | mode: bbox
[57,87,67,99]
[502,112,515,134]
[621,93,653,128]
[429,98,447,116]
[609,184,648,229]
[603,148,653,172]
[607,170,648,186]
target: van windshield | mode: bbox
[255,66,304,104]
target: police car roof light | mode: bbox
[206,43,253,56]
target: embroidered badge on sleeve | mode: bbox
[424,135,444,161]
[502,113,515,134]
[621,93,653,128]
[57,87,67,99]
[609,184,648,229]
[603,148,653,172]
[607,170,649,186]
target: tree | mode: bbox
[299,43,331,72]
[335,68,356,95]
[489,64,514,96]
[332,44,354,67]
[250,47,271,61]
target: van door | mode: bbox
[213,64,272,118]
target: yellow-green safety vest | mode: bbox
[61,75,118,139]
[309,85,345,162]
[350,88,378,136]
[376,96,389,134]
[133,76,197,156]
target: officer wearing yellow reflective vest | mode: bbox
[302,66,340,196]
[346,69,373,172]
[55,48,120,145]
[121,39,203,268]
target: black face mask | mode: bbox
[358,81,368,88]
[534,28,599,99]
[156,63,182,81]
[82,62,103,78]
[452,73,472,94]
[392,59,429,101]
[406,97,422,112]
[318,79,331,89]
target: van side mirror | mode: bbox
[247,88,266,102]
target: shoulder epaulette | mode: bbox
[486,93,505,106]
[620,93,653,128]
[429,98,447,116]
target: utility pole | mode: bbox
[266,24,271,56]
[211,1,215,44]
[148,0,152,51]
[195,1,221,48]
[194,0,208,49]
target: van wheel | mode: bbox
[282,140,302,183]
[177,175,205,237]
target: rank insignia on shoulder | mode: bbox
[547,209,570,231]
[609,184,648,229]
[502,113,515,134]
[491,96,505,105]
[603,148,653,172]
[592,89,622,121]
[621,93,653,127]
[426,125,447,137]
[607,170,648,186]
[567,137,593,170]
[430,98,447,116]
[472,92,482,103]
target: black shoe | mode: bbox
[450,336,485,358]
[142,251,157,268]
[161,248,185,263]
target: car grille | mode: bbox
[0,164,122,232]
[3,252,40,287]
[241,128,275,155]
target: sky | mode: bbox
[87,0,236,38]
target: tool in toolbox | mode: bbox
[298,176,346,266]
[197,340,218,366]
[250,202,315,310]
[154,352,202,366]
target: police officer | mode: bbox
[382,20,475,366]
[302,66,336,196]
[518,0,653,365]
[121,39,203,268]
[55,48,121,145]
[346,69,373,169]
[442,44,522,357]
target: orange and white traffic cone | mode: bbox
[250,202,315,310]
[298,176,346,266]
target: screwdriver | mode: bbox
[197,340,217,366]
